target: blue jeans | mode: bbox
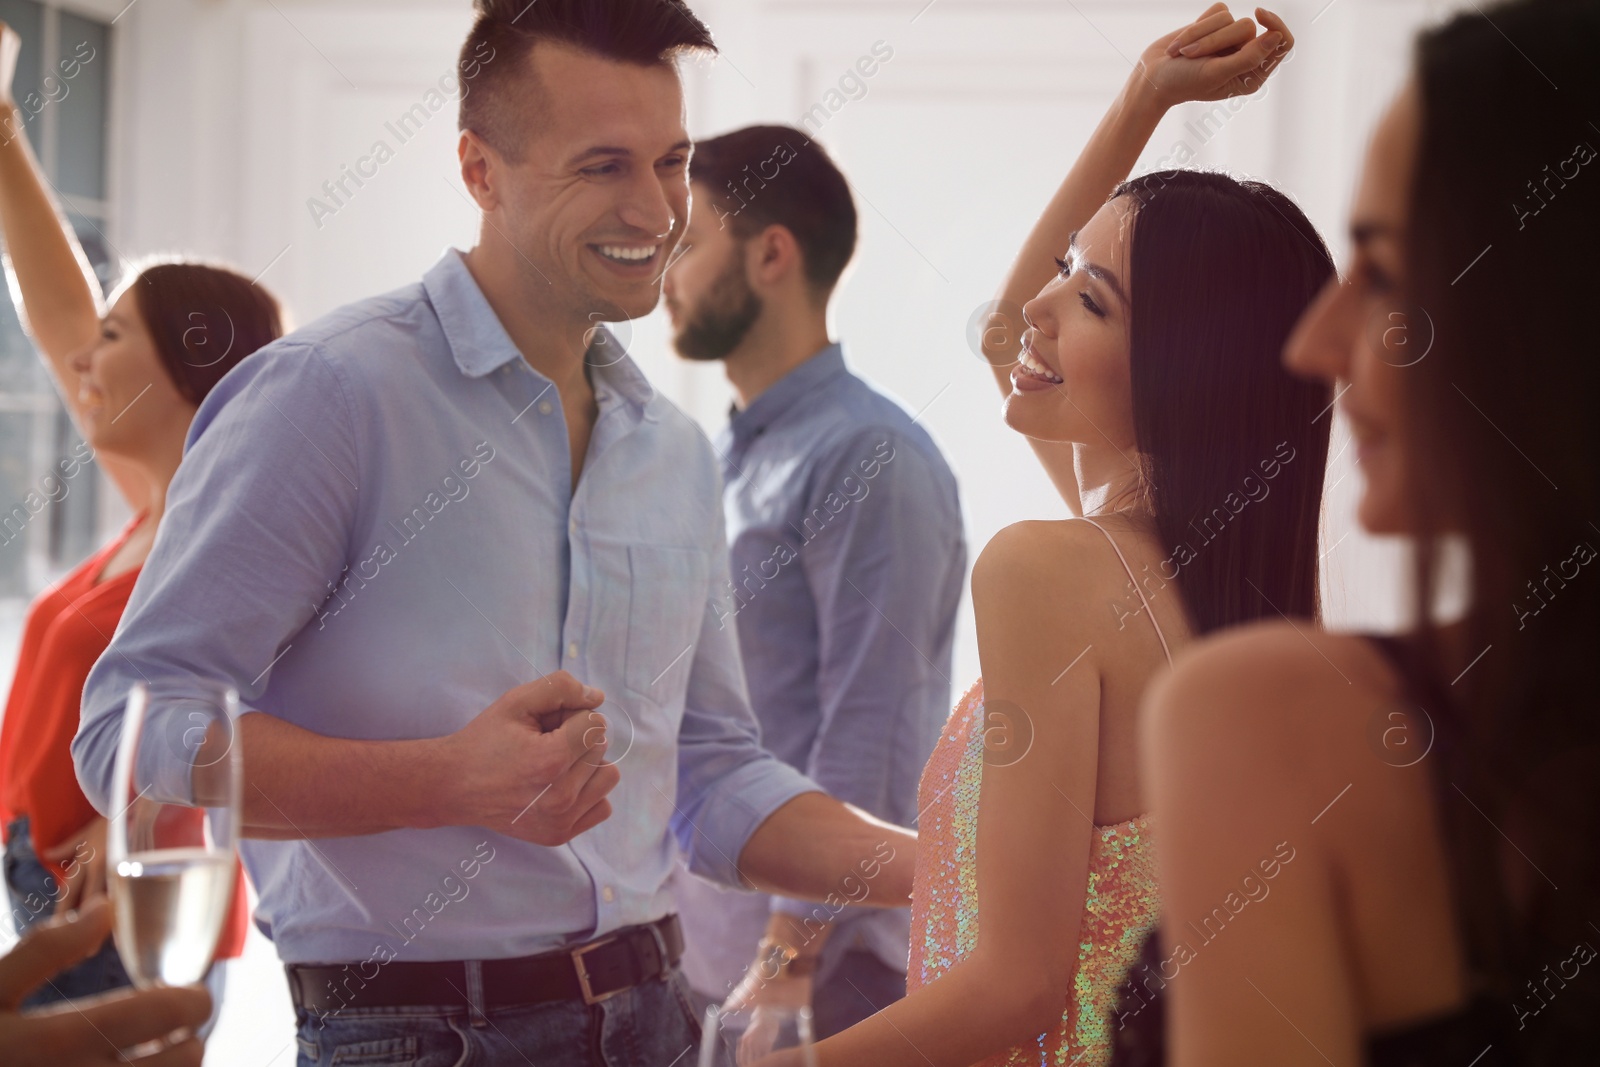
[3,815,227,1034]
[294,964,703,1067]
[4,815,133,1007]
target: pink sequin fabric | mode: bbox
[908,679,1159,1067]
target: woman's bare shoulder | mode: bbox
[1175,621,1396,693]
[974,517,1189,646]
[973,518,1141,601]
[1143,621,1409,779]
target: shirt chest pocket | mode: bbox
[623,545,710,701]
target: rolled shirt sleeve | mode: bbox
[74,342,359,815]
[672,499,822,888]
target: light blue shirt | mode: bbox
[74,248,818,965]
[672,346,964,993]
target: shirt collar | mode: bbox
[729,343,846,447]
[424,248,523,379]
[587,331,659,421]
[423,247,657,418]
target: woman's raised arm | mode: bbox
[0,22,146,508]
[980,4,1292,514]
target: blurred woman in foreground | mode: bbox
[1131,1,1600,1063]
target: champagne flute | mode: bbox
[107,679,241,988]
[699,1002,817,1067]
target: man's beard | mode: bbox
[672,250,762,362]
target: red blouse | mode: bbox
[0,512,248,959]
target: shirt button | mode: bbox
[498,365,511,377]
[538,400,553,415]
[602,885,616,903]
[567,641,579,658]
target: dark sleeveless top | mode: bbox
[1106,635,1516,1066]
[1107,932,1511,1066]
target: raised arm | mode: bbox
[0,22,145,509]
[979,4,1294,513]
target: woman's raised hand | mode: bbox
[0,22,21,108]
[1135,5,1294,111]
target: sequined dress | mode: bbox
[908,679,1158,1066]
[908,520,1166,1067]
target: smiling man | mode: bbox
[72,2,916,1064]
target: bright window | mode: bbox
[0,0,112,608]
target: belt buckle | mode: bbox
[571,935,621,1005]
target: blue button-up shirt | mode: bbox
[672,345,965,992]
[74,248,818,965]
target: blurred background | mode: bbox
[0,0,1464,1058]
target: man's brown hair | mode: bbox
[691,126,858,296]
[457,0,716,162]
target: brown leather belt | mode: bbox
[286,914,684,1014]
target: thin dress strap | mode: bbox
[1081,516,1173,665]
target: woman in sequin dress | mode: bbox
[755,7,1334,1067]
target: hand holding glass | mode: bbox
[699,1003,817,1067]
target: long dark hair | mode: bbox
[1404,0,1600,1053]
[1114,171,1335,635]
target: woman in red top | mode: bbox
[0,22,282,1020]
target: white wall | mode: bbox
[87,0,1464,1057]
[107,0,1453,651]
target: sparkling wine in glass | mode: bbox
[107,679,241,988]
[699,1003,818,1067]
